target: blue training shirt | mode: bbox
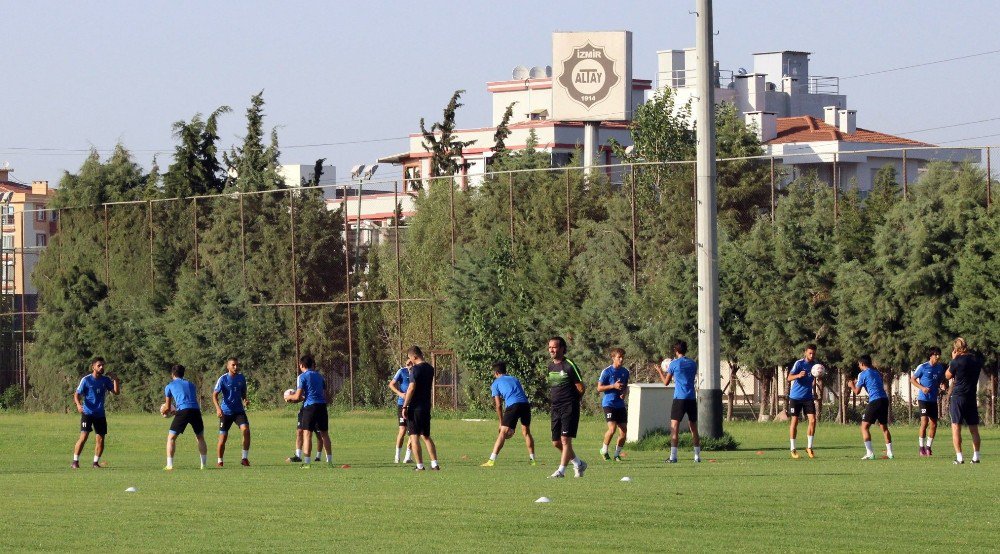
[391,367,410,407]
[856,368,887,402]
[912,362,946,402]
[598,365,629,408]
[297,369,327,407]
[668,357,697,400]
[165,378,200,411]
[213,372,247,415]
[788,358,816,401]
[76,374,114,416]
[490,374,529,409]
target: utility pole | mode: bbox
[695,0,723,438]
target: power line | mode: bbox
[893,116,1000,135]
[841,48,1000,79]
[936,132,1000,144]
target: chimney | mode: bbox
[823,106,840,127]
[782,76,797,94]
[31,180,49,195]
[745,112,777,143]
[838,109,857,134]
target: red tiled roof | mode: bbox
[0,181,32,192]
[767,116,932,146]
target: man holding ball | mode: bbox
[909,347,946,456]
[656,341,700,463]
[849,355,893,460]
[787,344,819,459]
[285,355,333,467]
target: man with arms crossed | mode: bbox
[546,336,587,478]
[213,357,251,467]
[946,338,983,464]
[285,355,333,467]
[163,364,208,470]
[597,347,629,461]
[787,344,819,459]
[909,347,946,456]
[656,341,701,463]
[388,360,413,464]
[482,361,535,467]
[849,355,893,460]
[72,357,120,468]
[401,345,440,471]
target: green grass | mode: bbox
[1,410,998,551]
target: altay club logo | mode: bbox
[558,42,620,109]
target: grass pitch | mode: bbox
[0,410,997,552]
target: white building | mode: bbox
[379,66,652,188]
[659,48,980,191]
[278,163,337,199]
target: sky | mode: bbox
[3,0,1000,187]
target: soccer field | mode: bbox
[1,411,997,552]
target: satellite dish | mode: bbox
[737,67,748,76]
[512,65,529,80]
[351,164,366,180]
[529,66,546,79]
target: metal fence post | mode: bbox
[192,198,199,276]
[341,186,355,409]
[902,149,908,200]
[770,157,776,223]
[289,191,300,363]
[394,181,404,365]
[629,165,638,290]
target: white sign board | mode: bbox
[551,31,632,121]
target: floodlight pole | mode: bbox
[695,0,723,438]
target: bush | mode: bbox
[0,385,23,410]
[627,427,739,451]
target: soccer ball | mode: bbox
[811,364,826,378]
[660,359,670,371]
[159,402,174,418]
[283,388,295,402]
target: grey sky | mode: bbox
[3,0,999,186]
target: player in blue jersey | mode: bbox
[212,357,250,467]
[285,354,333,467]
[656,341,701,463]
[849,355,893,460]
[909,347,946,456]
[71,357,120,469]
[163,364,208,470]
[597,347,629,461]
[946,338,983,464]
[787,344,819,459]
[388,360,413,463]
[482,361,535,467]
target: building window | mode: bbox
[2,234,12,250]
[1,206,14,226]
[35,233,47,247]
[34,204,47,222]
[51,210,58,222]
[2,261,12,285]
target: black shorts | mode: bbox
[671,398,698,423]
[918,400,939,422]
[550,403,580,442]
[950,396,980,426]
[80,414,108,436]
[218,412,250,434]
[502,403,532,429]
[603,406,627,425]
[299,404,329,432]
[862,398,890,425]
[170,409,205,436]
[406,405,432,437]
[397,405,407,427]
[787,399,816,419]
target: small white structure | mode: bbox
[278,163,337,199]
[625,383,687,443]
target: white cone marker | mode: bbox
[535,496,551,503]
[620,476,632,482]
[125,487,138,493]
